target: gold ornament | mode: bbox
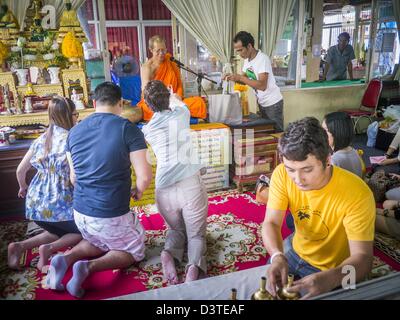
[277,274,300,300]
[251,277,275,300]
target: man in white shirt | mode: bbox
[225,31,284,131]
[142,80,208,285]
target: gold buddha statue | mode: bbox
[57,0,87,44]
[0,5,20,29]
[60,0,80,27]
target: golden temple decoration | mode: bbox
[0,1,91,126]
[0,108,95,127]
[57,0,87,44]
[17,84,64,99]
[61,68,88,103]
[0,5,20,29]
[23,0,44,32]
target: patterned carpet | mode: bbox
[0,190,399,300]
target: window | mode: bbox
[174,22,223,95]
[267,3,299,88]
[258,0,304,88]
[371,0,399,78]
[321,4,372,81]
[79,0,172,64]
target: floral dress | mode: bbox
[25,125,74,222]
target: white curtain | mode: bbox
[5,0,30,31]
[393,0,400,80]
[260,0,296,57]
[162,0,235,69]
[44,0,86,26]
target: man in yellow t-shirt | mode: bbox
[262,117,375,299]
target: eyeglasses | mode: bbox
[153,48,167,55]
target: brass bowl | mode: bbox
[121,104,143,123]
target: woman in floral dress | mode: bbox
[8,97,82,272]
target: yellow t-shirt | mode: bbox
[267,164,375,271]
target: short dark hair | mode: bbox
[338,32,350,41]
[279,117,330,167]
[323,112,354,152]
[143,80,170,112]
[94,82,122,106]
[233,31,255,48]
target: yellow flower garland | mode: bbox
[234,83,248,92]
[61,32,83,58]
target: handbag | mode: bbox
[367,170,400,202]
[208,80,242,125]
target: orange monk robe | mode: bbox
[138,53,207,121]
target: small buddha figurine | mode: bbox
[71,88,85,110]
[25,83,36,96]
[3,84,12,115]
[15,93,23,114]
[0,5,20,29]
[60,0,80,27]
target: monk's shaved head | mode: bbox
[149,35,166,50]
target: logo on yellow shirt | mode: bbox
[294,207,330,241]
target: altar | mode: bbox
[0,0,89,130]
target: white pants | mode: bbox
[155,173,208,273]
[74,210,145,262]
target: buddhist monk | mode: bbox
[138,35,207,121]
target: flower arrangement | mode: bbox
[61,31,83,59]
[7,36,27,69]
[38,32,67,68]
[61,31,83,68]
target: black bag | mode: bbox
[367,170,400,202]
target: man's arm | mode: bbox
[225,72,268,91]
[140,62,152,94]
[288,240,373,299]
[347,61,354,80]
[66,152,76,186]
[130,149,152,200]
[262,207,289,296]
[322,63,329,81]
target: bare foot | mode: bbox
[8,242,24,270]
[185,265,199,282]
[383,200,399,210]
[37,244,52,273]
[161,250,179,285]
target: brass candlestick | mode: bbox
[277,274,300,300]
[230,288,237,300]
[251,276,275,300]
